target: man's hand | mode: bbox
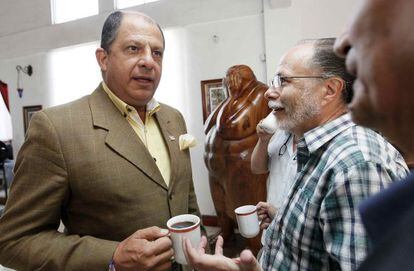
[256,202,277,230]
[239,249,262,271]
[113,226,173,271]
[183,235,262,271]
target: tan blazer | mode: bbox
[0,85,200,270]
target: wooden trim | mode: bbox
[202,215,218,227]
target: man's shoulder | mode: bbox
[326,125,407,173]
[344,125,401,160]
[43,95,90,115]
[42,86,106,120]
[38,96,92,129]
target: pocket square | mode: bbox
[179,134,197,151]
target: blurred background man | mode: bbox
[334,0,414,269]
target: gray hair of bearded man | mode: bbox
[300,38,356,104]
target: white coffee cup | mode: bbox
[167,214,201,265]
[234,205,260,238]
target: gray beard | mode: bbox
[276,89,321,133]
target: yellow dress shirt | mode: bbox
[102,82,171,187]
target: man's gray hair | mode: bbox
[302,38,355,103]
[101,11,124,52]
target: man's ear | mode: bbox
[95,48,108,72]
[323,77,345,103]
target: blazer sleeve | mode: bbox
[0,111,118,271]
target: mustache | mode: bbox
[268,100,283,109]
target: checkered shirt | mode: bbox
[261,113,409,271]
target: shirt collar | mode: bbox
[102,81,160,119]
[302,113,354,154]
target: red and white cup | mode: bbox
[235,205,260,238]
[167,214,201,265]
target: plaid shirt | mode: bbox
[262,113,408,271]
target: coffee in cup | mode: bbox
[167,214,201,265]
[171,221,196,229]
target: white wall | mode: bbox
[263,0,358,79]
[181,14,267,215]
[0,53,52,152]
[0,43,102,154]
[0,0,359,216]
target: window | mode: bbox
[51,0,99,24]
[154,28,188,117]
[115,0,161,9]
[48,42,101,106]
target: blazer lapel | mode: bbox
[155,109,180,194]
[89,85,167,190]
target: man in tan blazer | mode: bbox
[0,11,200,271]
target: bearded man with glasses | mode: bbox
[183,38,408,271]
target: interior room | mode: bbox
[0,0,361,269]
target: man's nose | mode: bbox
[334,31,351,58]
[137,46,156,70]
[264,86,280,101]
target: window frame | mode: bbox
[115,0,161,10]
[51,0,99,24]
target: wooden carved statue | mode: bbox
[204,65,270,253]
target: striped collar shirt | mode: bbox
[262,113,408,271]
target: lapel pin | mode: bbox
[169,135,176,141]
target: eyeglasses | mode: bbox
[278,133,292,156]
[270,74,329,88]
[279,133,297,160]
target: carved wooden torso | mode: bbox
[204,65,271,252]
